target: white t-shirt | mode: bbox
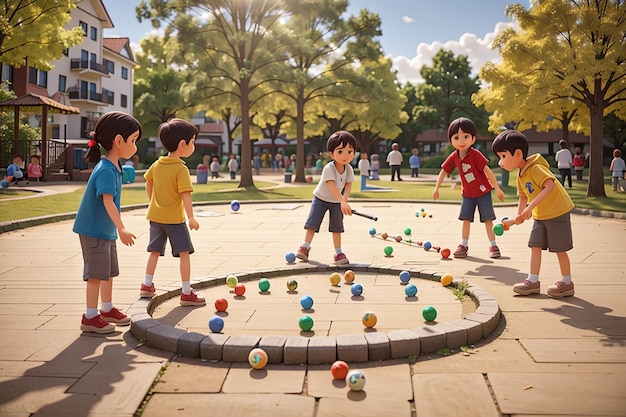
[358,158,370,174]
[555,148,572,169]
[313,161,355,203]
[386,150,403,166]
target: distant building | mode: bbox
[0,0,135,177]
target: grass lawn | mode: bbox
[0,173,624,224]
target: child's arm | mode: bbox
[182,191,199,230]
[518,178,555,222]
[326,180,352,215]
[102,194,136,246]
[145,180,153,199]
[484,166,505,202]
[432,169,448,201]
[609,159,615,171]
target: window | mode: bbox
[79,21,87,36]
[28,67,47,87]
[90,53,97,64]
[121,94,128,108]
[90,26,97,41]
[121,67,128,80]
[104,59,114,74]
[58,75,66,92]
[81,81,88,98]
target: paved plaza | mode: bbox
[0,175,625,416]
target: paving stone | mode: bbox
[141,393,315,417]
[222,334,261,362]
[413,373,500,417]
[412,325,446,353]
[177,331,206,358]
[449,318,483,345]
[387,329,420,358]
[307,336,336,364]
[317,397,412,417]
[364,331,391,361]
[336,334,368,363]
[146,324,187,353]
[222,363,306,394]
[154,357,229,393]
[130,313,161,341]
[283,336,309,365]
[433,322,467,348]
[259,335,287,363]
[200,333,230,361]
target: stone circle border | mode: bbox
[129,263,501,364]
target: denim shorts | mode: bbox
[304,197,344,233]
[458,192,496,222]
[79,235,118,281]
[147,222,194,257]
[528,212,573,252]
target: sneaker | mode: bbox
[489,245,501,259]
[513,279,541,296]
[140,283,155,298]
[547,281,575,298]
[100,307,131,326]
[453,245,468,258]
[180,290,206,307]
[81,314,115,334]
[334,252,349,266]
[296,246,310,262]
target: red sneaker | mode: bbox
[453,245,468,258]
[334,252,349,266]
[100,307,131,326]
[81,314,115,334]
[180,290,206,307]
[140,283,155,298]
[296,246,310,262]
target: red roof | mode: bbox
[103,37,135,62]
[199,123,224,133]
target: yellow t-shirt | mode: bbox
[517,154,574,220]
[144,156,193,224]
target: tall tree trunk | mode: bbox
[295,92,306,183]
[238,78,254,188]
[587,79,606,197]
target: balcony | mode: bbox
[70,59,110,78]
[68,88,114,105]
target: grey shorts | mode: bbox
[304,197,344,233]
[458,192,496,223]
[147,221,194,257]
[79,235,118,281]
[528,212,573,252]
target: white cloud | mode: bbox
[402,16,415,24]
[391,21,514,86]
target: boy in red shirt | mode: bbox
[433,117,505,258]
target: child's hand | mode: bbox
[496,188,505,202]
[188,218,199,230]
[432,189,439,201]
[119,229,136,246]
[341,201,352,215]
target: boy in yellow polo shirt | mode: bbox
[139,118,205,306]
[492,130,575,298]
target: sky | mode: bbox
[102,0,525,85]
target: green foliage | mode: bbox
[0,0,84,69]
[0,83,41,165]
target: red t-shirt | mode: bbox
[441,148,492,198]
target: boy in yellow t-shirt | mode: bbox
[140,118,205,306]
[492,130,575,298]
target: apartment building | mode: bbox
[0,0,135,176]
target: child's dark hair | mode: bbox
[11,154,23,162]
[158,118,198,152]
[327,130,356,153]
[491,130,529,160]
[85,111,142,163]
[30,155,40,161]
[447,117,477,141]
[614,149,622,158]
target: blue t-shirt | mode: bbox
[409,155,421,168]
[73,159,122,240]
[6,164,24,179]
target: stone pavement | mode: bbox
[0,175,625,416]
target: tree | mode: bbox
[396,83,423,150]
[138,0,289,188]
[0,0,84,69]
[493,0,626,197]
[133,35,200,136]
[413,49,489,133]
[0,82,40,165]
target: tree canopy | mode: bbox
[0,0,84,69]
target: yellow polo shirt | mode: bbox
[144,156,193,224]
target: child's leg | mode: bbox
[145,251,160,276]
[180,251,190,284]
[556,251,571,276]
[332,232,342,252]
[303,228,315,245]
[86,279,101,314]
[100,278,113,304]
[461,220,471,244]
[530,246,542,275]
[484,220,496,242]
